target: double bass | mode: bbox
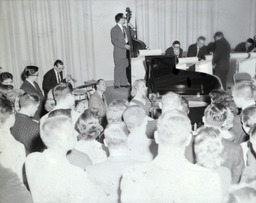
[125,7,147,58]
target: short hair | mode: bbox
[214,31,224,38]
[95,79,104,90]
[197,36,206,41]
[0,97,13,124]
[22,66,39,80]
[41,116,73,149]
[241,105,256,129]
[53,83,73,103]
[131,79,146,97]
[225,186,256,203]
[53,59,64,67]
[106,99,128,123]
[161,91,182,112]
[194,127,224,169]
[75,109,102,140]
[246,38,254,44]
[19,93,40,108]
[48,108,72,118]
[157,110,191,146]
[204,103,228,127]
[213,97,239,116]
[232,82,255,101]
[104,122,129,148]
[0,72,13,83]
[209,89,230,102]
[123,105,146,129]
[172,40,180,46]
[115,13,124,23]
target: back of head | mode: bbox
[22,66,39,81]
[0,97,13,125]
[172,40,180,46]
[157,110,191,146]
[209,89,230,102]
[204,103,228,128]
[213,97,239,116]
[0,72,13,91]
[194,127,224,169]
[0,72,13,84]
[214,31,224,39]
[41,115,75,150]
[197,36,206,41]
[123,105,146,130]
[115,13,123,23]
[131,79,145,97]
[232,82,255,106]
[161,92,182,112]
[19,92,40,109]
[247,38,254,44]
[107,99,128,123]
[224,185,256,203]
[104,122,129,149]
[53,59,64,67]
[53,82,73,104]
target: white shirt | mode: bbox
[0,130,26,181]
[54,68,61,83]
[25,150,101,203]
[117,23,128,43]
[26,79,36,89]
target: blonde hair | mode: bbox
[194,127,224,169]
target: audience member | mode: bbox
[106,99,128,124]
[87,122,140,203]
[187,36,208,58]
[42,59,72,96]
[26,115,101,202]
[0,164,33,203]
[234,38,254,53]
[73,109,108,164]
[11,93,44,155]
[209,89,231,102]
[121,110,222,203]
[194,127,231,196]
[44,88,55,112]
[181,96,190,114]
[203,103,244,183]
[212,32,231,90]
[159,91,183,112]
[129,79,152,115]
[165,40,183,58]
[0,97,26,181]
[88,79,108,125]
[20,66,45,120]
[123,105,157,162]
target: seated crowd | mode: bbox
[1,61,256,203]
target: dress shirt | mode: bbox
[117,23,128,43]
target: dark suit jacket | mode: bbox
[20,80,45,120]
[213,37,231,72]
[165,47,183,58]
[234,42,254,53]
[187,43,208,58]
[42,68,63,96]
[88,91,108,118]
[111,25,131,61]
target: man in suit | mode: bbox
[165,40,183,58]
[111,13,131,88]
[42,59,71,96]
[212,32,231,90]
[187,36,208,58]
[234,38,254,53]
[88,79,108,124]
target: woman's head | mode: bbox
[22,66,39,82]
[131,79,147,97]
[0,97,15,129]
[75,109,103,140]
[194,127,224,169]
[0,72,13,93]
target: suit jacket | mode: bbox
[42,68,63,96]
[20,79,45,120]
[165,47,183,58]
[234,42,254,53]
[111,25,130,61]
[187,43,208,57]
[88,91,108,118]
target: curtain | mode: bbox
[0,0,95,88]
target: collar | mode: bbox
[26,79,36,88]
[117,23,123,31]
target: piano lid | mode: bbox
[145,55,221,95]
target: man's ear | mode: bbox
[103,139,108,147]
[154,131,159,144]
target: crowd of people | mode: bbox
[1,56,256,202]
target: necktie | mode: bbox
[57,73,61,83]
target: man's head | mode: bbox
[22,66,39,82]
[160,92,183,113]
[245,38,254,50]
[172,41,181,48]
[0,72,13,93]
[41,116,76,151]
[19,93,40,117]
[53,59,64,73]
[131,79,147,97]
[104,122,129,150]
[123,105,147,131]
[241,105,256,134]
[106,99,128,124]
[232,82,255,109]
[197,36,206,48]
[96,79,106,93]
[53,83,74,107]
[214,31,224,41]
[115,13,125,24]
[0,97,15,129]
[155,110,191,147]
